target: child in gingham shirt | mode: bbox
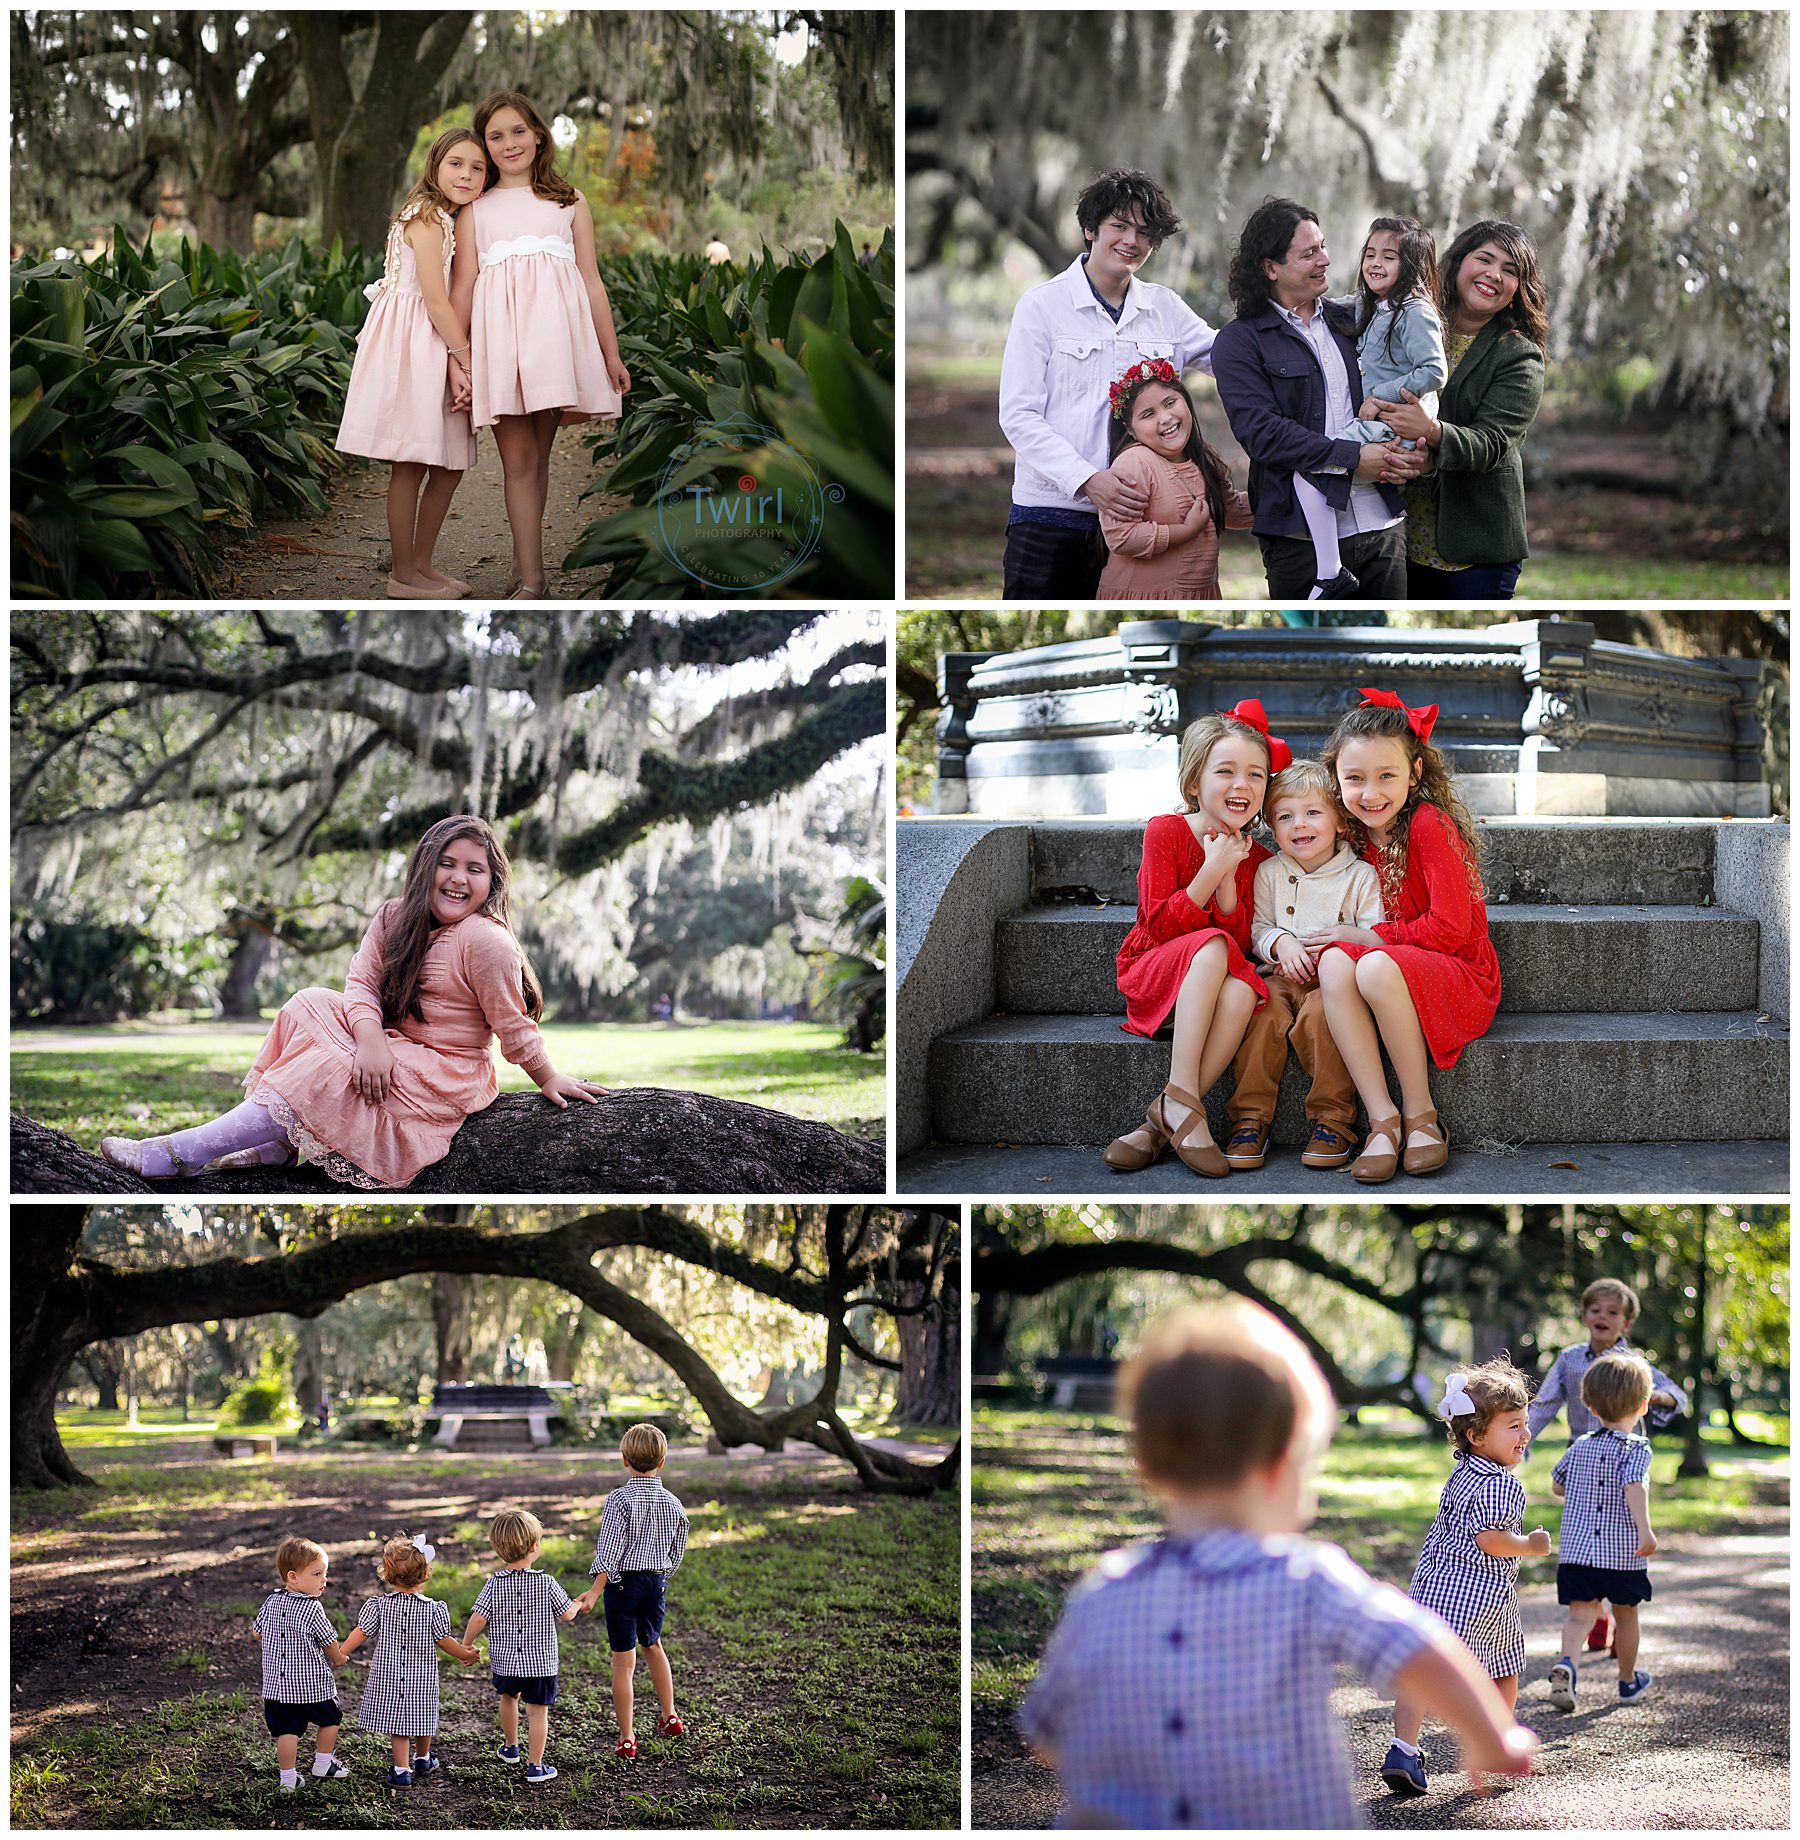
[1547,1351,1659,1714]
[252,1535,353,1792]
[460,1506,583,1785]
[1019,1301,1533,1828]
[1384,1356,1552,1800]
[337,1534,477,1786]
[573,1422,690,1759]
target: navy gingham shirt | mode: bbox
[472,1566,574,1677]
[1528,1337,1688,1439]
[590,1475,689,1578]
[1019,1529,1443,1829]
[253,1589,338,1703]
[1552,1428,1653,1569]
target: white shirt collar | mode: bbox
[1061,253,1144,326]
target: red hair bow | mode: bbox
[1358,686,1438,746]
[1222,697,1293,771]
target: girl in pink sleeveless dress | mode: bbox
[451,91,631,599]
[98,817,608,1190]
[337,129,488,600]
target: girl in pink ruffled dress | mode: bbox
[336,129,488,600]
[452,90,632,598]
[99,817,608,1190]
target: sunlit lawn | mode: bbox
[972,1405,1791,1715]
[10,1017,885,1145]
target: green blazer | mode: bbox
[1415,320,1545,565]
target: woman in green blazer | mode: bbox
[1380,220,1548,599]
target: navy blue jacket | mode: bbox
[1211,302,1405,539]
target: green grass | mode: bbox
[52,1407,303,1448]
[972,1406,1789,1716]
[11,1448,958,1829]
[9,1018,883,1146]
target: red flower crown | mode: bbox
[1109,358,1178,421]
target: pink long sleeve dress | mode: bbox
[1096,444,1254,600]
[244,903,552,1189]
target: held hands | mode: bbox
[1272,934,1316,984]
[1526,1526,1553,1556]
[447,355,472,413]
[1380,388,1438,445]
[1302,924,1378,950]
[1082,467,1150,519]
[538,1072,609,1110]
[350,1034,397,1103]
[448,1638,480,1665]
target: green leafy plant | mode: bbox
[806,874,886,1052]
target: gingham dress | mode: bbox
[1552,1430,1654,1569]
[355,1592,452,1735]
[253,1590,338,1703]
[1019,1530,1445,1829]
[590,1476,689,1577]
[1407,1453,1529,1678]
[473,1567,573,1676]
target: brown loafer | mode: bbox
[1402,1108,1450,1176]
[1224,1119,1270,1170]
[1300,1122,1357,1170]
[1150,1083,1230,1178]
[1351,1116,1402,1184]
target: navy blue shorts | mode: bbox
[603,1571,667,1653]
[264,1696,343,1737]
[492,1673,558,1705]
[1557,1562,1653,1606]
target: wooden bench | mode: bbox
[212,1432,278,1458]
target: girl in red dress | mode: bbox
[1311,689,1501,1181]
[1105,700,1291,1177]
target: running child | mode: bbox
[252,1536,353,1793]
[1384,1357,1551,1798]
[99,815,606,1188]
[1105,701,1289,1177]
[1020,1300,1534,1827]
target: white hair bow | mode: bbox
[410,1532,437,1563]
[1436,1375,1476,1421]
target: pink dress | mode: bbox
[336,204,475,470]
[244,903,552,1189]
[1097,444,1254,600]
[467,186,620,428]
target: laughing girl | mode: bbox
[100,816,606,1188]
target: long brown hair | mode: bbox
[1437,219,1549,351]
[1321,700,1483,905]
[395,128,489,225]
[378,815,544,1028]
[1106,368,1232,545]
[473,91,579,206]
[1355,215,1439,362]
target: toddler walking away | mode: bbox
[1019,1300,1533,1828]
[252,1536,353,1793]
[100,815,606,1189]
[336,129,489,601]
[1095,359,1252,600]
[572,1423,690,1759]
[1295,217,1448,598]
[1547,1350,1660,1714]
[1384,1357,1551,1799]
[1223,758,1383,1173]
[1314,688,1500,1182]
[1530,1277,1685,1658]
[460,1507,583,1785]
[452,90,632,599]
[336,1534,478,1786]
[1104,701,1289,1178]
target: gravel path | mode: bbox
[215,424,629,600]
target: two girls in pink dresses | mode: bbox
[336,91,632,599]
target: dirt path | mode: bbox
[215,426,630,600]
[976,1532,1790,1830]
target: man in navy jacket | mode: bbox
[1211,199,1428,600]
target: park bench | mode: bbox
[1035,1355,1119,1411]
[212,1433,277,1458]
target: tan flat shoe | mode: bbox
[1402,1108,1450,1176]
[1150,1083,1230,1179]
[385,573,451,600]
[1351,1115,1402,1184]
[1103,1111,1169,1173]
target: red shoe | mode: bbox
[655,1714,685,1739]
[1585,1614,1610,1653]
[615,1737,637,1760]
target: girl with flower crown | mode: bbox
[1095,359,1253,599]
[1382,1358,1551,1800]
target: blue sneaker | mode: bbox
[413,1754,443,1779]
[526,1761,559,1785]
[1549,1658,1577,1712]
[496,1743,523,1764]
[1380,1742,1428,1796]
[383,1767,413,1788]
[1618,1669,1653,1702]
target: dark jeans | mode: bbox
[1257,524,1406,600]
[1407,558,1524,600]
[1003,519,1102,601]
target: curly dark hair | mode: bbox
[1227,197,1321,317]
[1075,169,1182,250]
[1438,219,1550,351]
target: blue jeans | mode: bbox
[1406,558,1523,600]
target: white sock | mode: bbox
[1391,1737,1422,1757]
[311,1752,336,1775]
[280,1768,301,1787]
[1293,473,1342,584]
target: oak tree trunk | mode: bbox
[433,1272,471,1383]
[897,1309,958,1426]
